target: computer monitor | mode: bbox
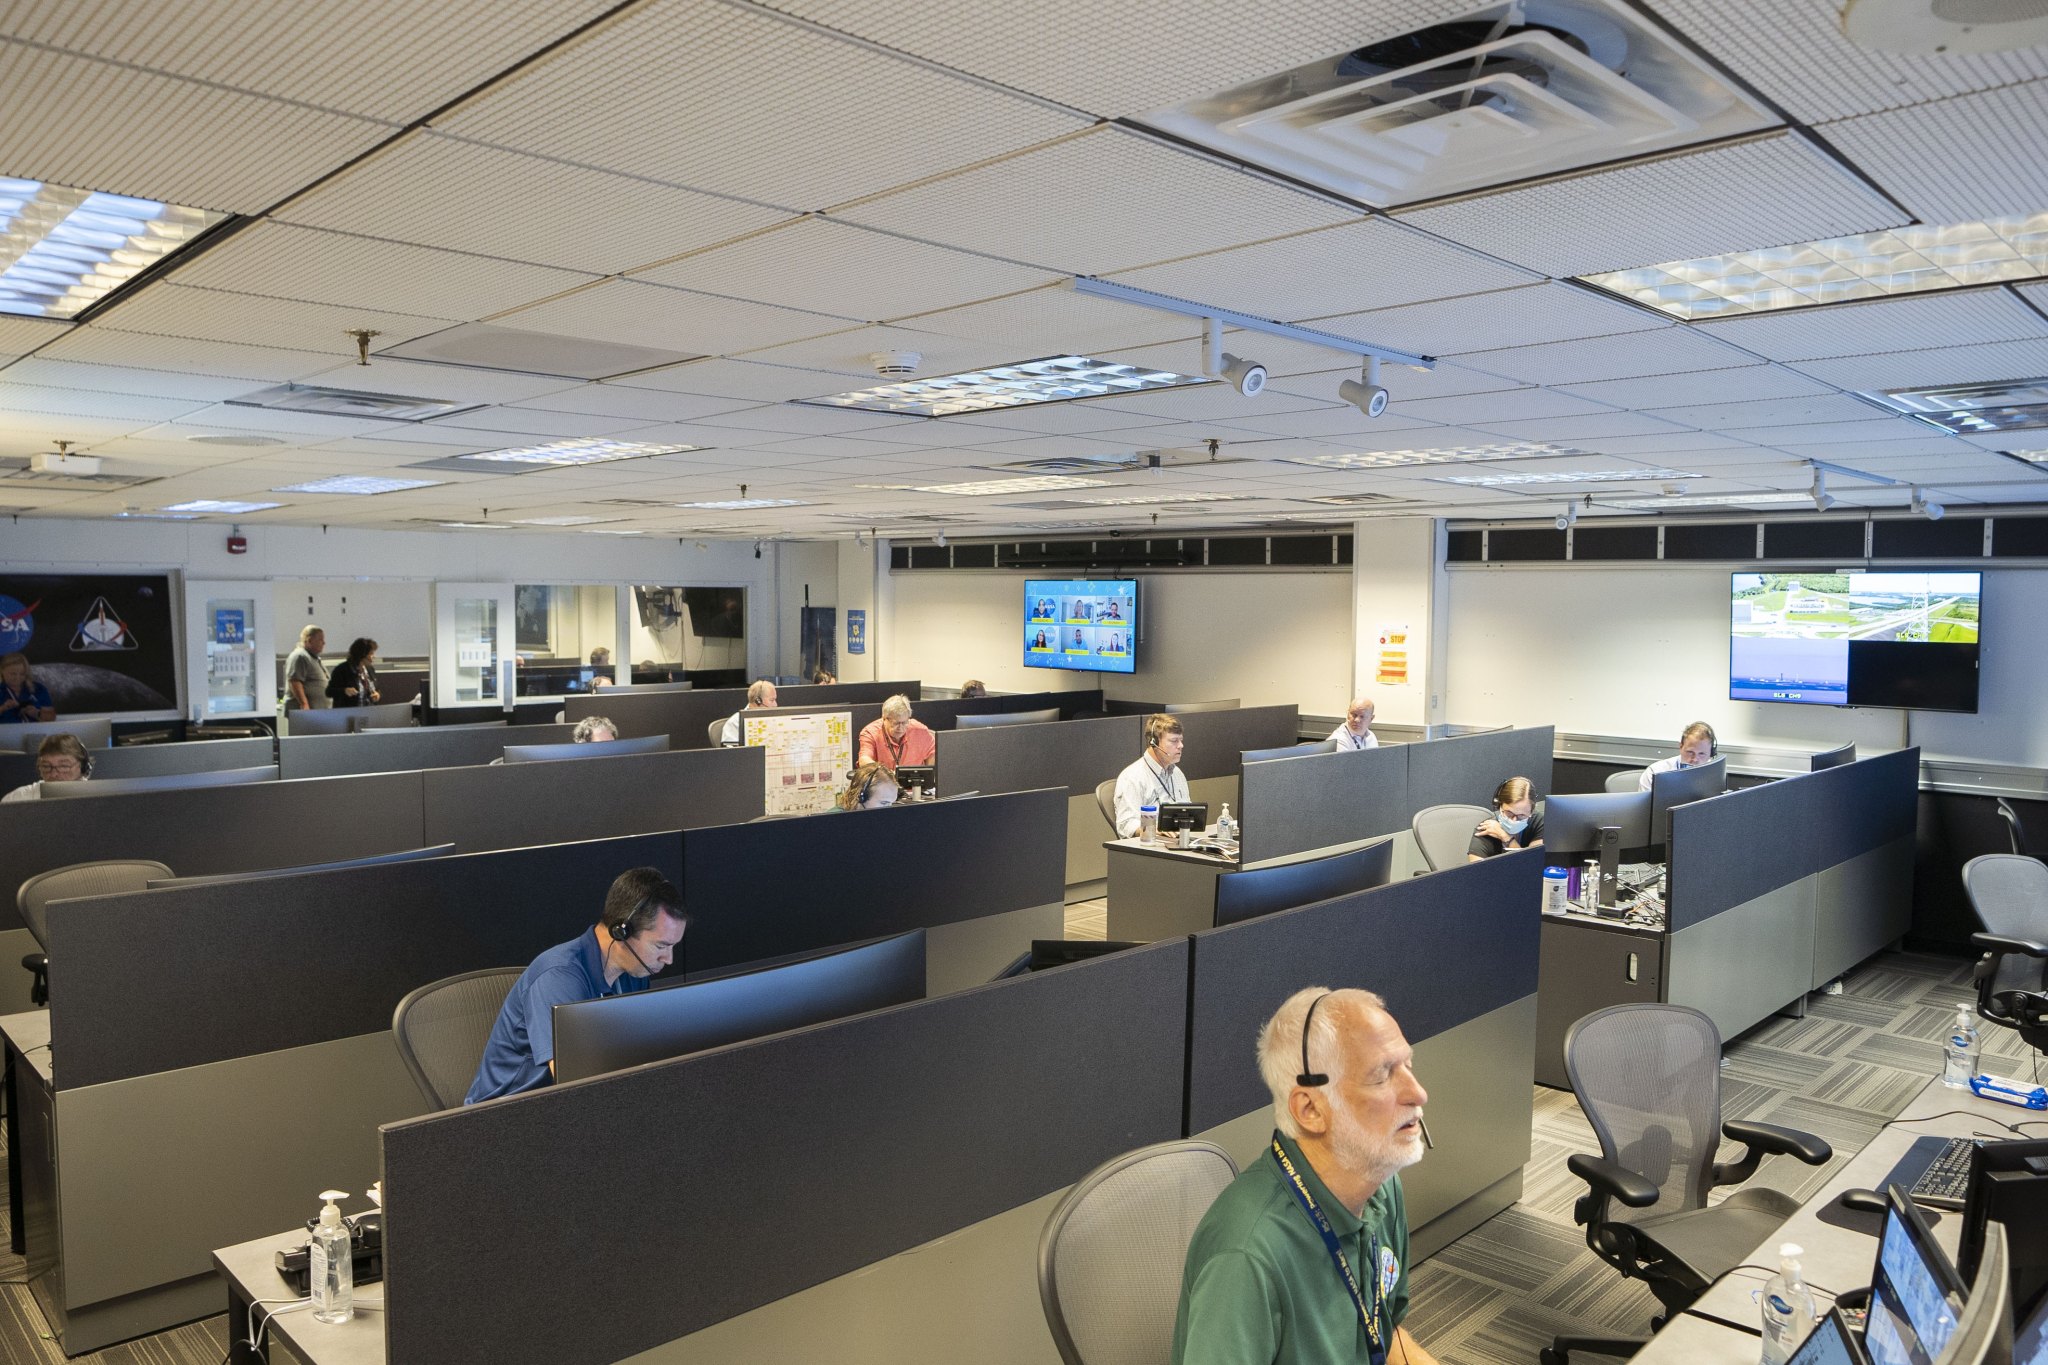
[551,929,926,1084]
[1939,1222,2011,1365]
[1958,1137,2048,1320]
[1158,801,1207,834]
[895,764,935,797]
[1242,739,1339,762]
[1813,741,1858,771]
[1542,790,1652,914]
[991,939,1142,980]
[954,708,1059,729]
[1649,755,1727,847]
[39,764,277,797]
[146,844,455,888]
[1790,1307,1874,1365]
[501,734,670,763]
[14,717,113,751]
[1866,1183,1970,1365]
[1214,837,1395,928]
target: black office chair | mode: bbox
[1961,853,2048,1059]
[391,967,525,1110]
[1544,1004,1831,1365]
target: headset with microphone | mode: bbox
[605,890,662,979]
[1295,990,1433,1148]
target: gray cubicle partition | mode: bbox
[1185,848,1543,1258]
[1405,724,1555,809]
[934,714,1140,892]
[1805,747,1917,986]
[0,735,274,792]
[422,746,765,852]
[380,938,1191,1365]
[678,788,1067,991]
[1237,742,1410,865]
[32,831,684,1353]
[278,721,568,779]
[566,681,922,749]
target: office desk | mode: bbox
[1102,834,1238,940]
[214,1228,383,1365]
[1534,907,1664,1088]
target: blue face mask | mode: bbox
[1498,814,1529,837]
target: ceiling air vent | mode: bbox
[228,384,483,423]
[1139,0,1776,207]
[987,447,1254,476]
[0,458,160,492]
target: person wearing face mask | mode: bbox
[1636,721,1717,791]
[1468,776,1542,861]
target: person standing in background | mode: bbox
[284,625,329,711]
[326,638,382,707]
[0,653,55,723]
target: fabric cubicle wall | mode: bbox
[934,715,1140,889]
[1237,744,1410,865]
[277,722,569,779]
[380,937,1192,1365]
[1404,725,1556,809]
[422,746,765,852]
[0,736,275,791]
[565,681,920,748]
[1166,704,1300,781]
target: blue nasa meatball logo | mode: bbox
[0,595,36,652]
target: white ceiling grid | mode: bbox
[1695,289,2048,362]
[489,278,856,356]
[1820,80,2048,224]
[92,284,457,354]
[1310,284,1670,357]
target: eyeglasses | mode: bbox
[36,761,82,778]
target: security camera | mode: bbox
[1219,353,1267,398]
[1338,357,1390,418]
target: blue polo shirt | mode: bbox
[465,928,648,1104]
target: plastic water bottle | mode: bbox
[1943,1004,1981,1089]
[309,1190,354,1323]
[1759,1243,1817,1365]
[1139,802,1158,843]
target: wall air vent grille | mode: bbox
[1138,0,1776,208]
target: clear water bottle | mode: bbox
[1943,1004,1980,1089]
[1759,1242,1817,1365]
[1139,802,1158,844]
[309,1190,354,1323]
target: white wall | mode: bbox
[271,581,432,657]
[774,541,837,679]
[886,569,1353,712]
[1351,517,1443,727]
[1443,562,2041,766]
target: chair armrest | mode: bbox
[1973,932,2048,959]
[1713,1120,1831,1186]
[1567,1153,1659,1208]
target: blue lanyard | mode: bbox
[1145,759,1178,802]
[1271,1139,1387,1365]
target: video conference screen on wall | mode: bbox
[1024,579,1137,675]
[1730,571,1982,712]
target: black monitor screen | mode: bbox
[1866,1186,1967,1365]
[896,764,934,795]
[1158,801,1207,833]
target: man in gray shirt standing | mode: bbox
[285,625,330,710]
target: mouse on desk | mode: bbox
[1837,1188,1887,1214]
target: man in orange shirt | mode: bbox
[857,694,935,773]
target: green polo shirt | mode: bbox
[1173,1131,1411,1365]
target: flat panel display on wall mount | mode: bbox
[1730,570,1980,712]
[1024,579,1137,675]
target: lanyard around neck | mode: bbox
[1271,1139,1387,1365]
[1145,757,1178,801]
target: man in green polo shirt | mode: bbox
[1173,986,1439,1365]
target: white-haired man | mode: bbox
[857,694,934,773]
[718,679,778,745]
[1173,987,1438,1365]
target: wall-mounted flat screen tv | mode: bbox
[1024,579,1137,675]
[1730,571,1981,712]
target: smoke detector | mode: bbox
[870,351,921,377]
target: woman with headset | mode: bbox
[1468,776,1542,861]
[2,733,91,803]
[836,761,899,811]
[1636,721,1717,791]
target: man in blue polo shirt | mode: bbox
[465,867,688,1104]
[1174,986,1440,1365]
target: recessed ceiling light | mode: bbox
[1861,377,2048,435]
[157,498,283,514]
[1079,491,1258,506]
[186,434,289,448]
[457,438,707,467]
[1434,467,1704,487]
[114,510,198,520]
[511,513,620,526]
[1580,212,2048,320]
[0,178,228,320]
[1601,492,1819,509]
[2000,447,2048,464]
[802,355,1209,417]
[1278,442,1592,470]
[672,498,811,510]
[899,475,1115,496]
[273,475,445,495]
[437,520,512,529]
[582,527,646,535]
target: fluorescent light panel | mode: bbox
[1864,377,2048,435]
[1434,467,1703,487]
[273,475,445,495]
[803,356,1209,417]
[438,521,511,529]
[512,514,619,525]
[673,498,810,510]
[2002,446,2048,463]
[157,498,282,514]
[1581,212,2048,319]
[1079,491,1257,505]
[896,475,1113,496]
[0,178,227,320]
[1279,442,1591,470]
[458,438,706,467]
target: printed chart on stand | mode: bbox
[745,710,852,815]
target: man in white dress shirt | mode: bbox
[1636,721,1716,790]
[1113,714,1191,837]
[1329,696,1380,751]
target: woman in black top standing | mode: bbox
[326,638,382,707]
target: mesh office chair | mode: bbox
[1038,1139,1238,1365]
[391,967,524,1110]
[1411,804,1490,871]
[1545,1004,1830,1365]
[1094,779,1119,833]
[1995,798,2027,856]
[1606,770,1646,794]
[1961,854,2048,1058]
[707,716,730,747]
[16,859,173,1007]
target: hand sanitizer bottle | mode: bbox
[1759,1243,1817,1365]
[1943,1004,1981,1089]
[309,1190,354,1323]
[1216,803,1237,843]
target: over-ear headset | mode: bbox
[1297,992,1332,1087]
[607,889,659,974]
[849,766,879,807]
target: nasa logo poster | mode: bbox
[0,574,178,713]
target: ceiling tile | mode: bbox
[92,284,455,353]
[491,279,855,355]
[1693,288,2048,362]
[1789,338,2048,392]
[1821,81,2048,223]
[1457,327,1762,387]
[1311,283,1670,357]
[0,384,206,423]
[608,359,867,404]
[1555,365,1838,410]
[511,386,758,424]
[36,328,335,383]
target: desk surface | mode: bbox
[0,1009,51,1086]
[214,1229,384,1365]
[1102,833,1238,866]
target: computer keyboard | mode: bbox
[1908,1136,1975,1209]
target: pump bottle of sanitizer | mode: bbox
[309,1190,354,1323]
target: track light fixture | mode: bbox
[1338,356,1391,419]
[1554,501,1579,532]
[1808,465,1838,512]
[1910,487,1945,521]
[934,530,948,548]
[853,529,867,548]
[1200,318,1267,397]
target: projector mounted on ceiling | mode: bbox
[1139,0,1777,207]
